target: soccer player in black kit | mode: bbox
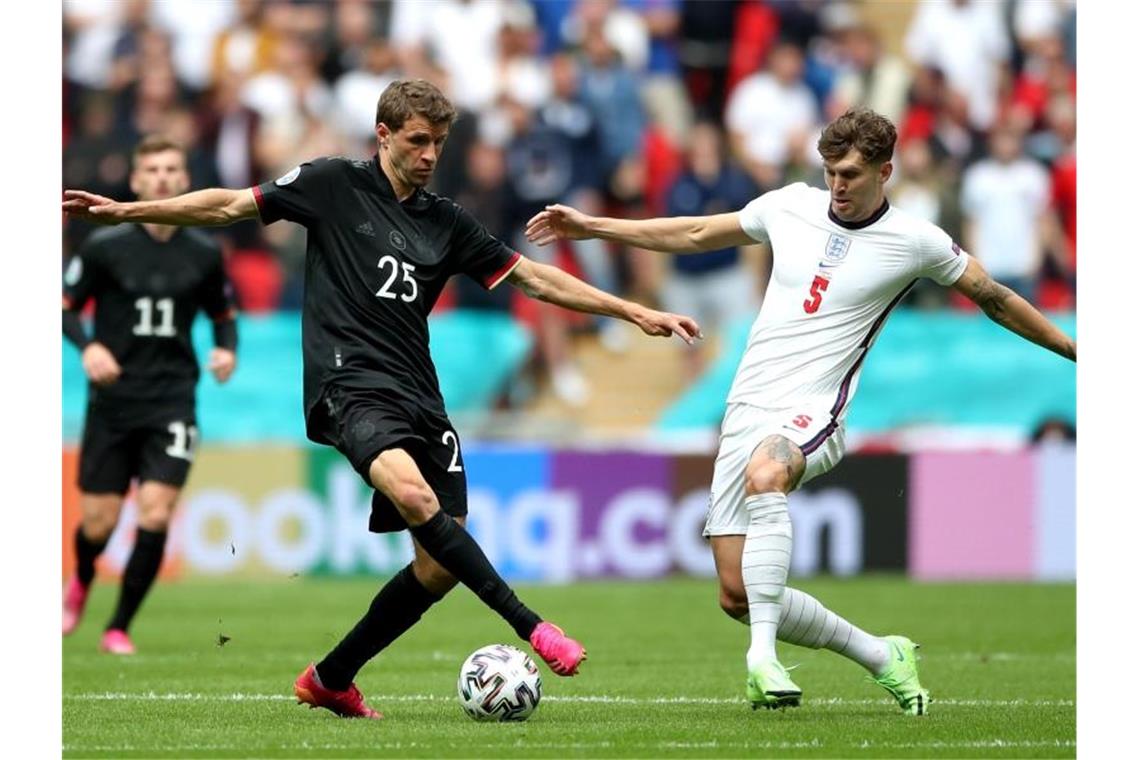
[62,136,238,655]
[64,79,700,718]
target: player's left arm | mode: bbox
[952,254,1075,361]
[199,249,239,384]
[506,257,702,343]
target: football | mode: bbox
[456,644,542,722]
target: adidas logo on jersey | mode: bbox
[355,221,376,237]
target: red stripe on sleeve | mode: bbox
[484,251,522,290]
[251,185,265,221]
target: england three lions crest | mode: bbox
[824,233,851,264]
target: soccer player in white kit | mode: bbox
[526,109,1076,715]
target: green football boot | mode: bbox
[746,658,802,710]
[873,635,930,716]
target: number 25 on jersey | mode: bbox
[803,275,830,314]
[376,255,417,302]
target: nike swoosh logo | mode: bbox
[895,645,905,662]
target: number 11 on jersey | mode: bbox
[803,275,830,314]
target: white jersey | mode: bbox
[730,183,968,429]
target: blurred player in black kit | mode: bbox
[64,79,701,718]
[63,136,239,655]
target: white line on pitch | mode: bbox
[64,739,1077,753]
[65,692,1074,707]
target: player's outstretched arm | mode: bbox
[62,188,259,227]
[525,204,752,254]
[953,254,1076,361]
[506,257,702,343]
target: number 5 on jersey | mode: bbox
[803,275,830,314]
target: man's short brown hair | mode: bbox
[817,108,897,165]
[375,79,458,131]
[132,135,186,169]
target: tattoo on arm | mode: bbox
[974,277,1015,323]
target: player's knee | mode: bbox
[744,457,793,495]
[82,516,116,543]
[82,502,121,541]
[137,505,174,532]
[391,481,438,522]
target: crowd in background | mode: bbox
[63,0,1078,406]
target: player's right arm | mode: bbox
[62,188,259,227]
[525,204,753,254]
[62,242,122,385]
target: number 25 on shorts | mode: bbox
[803,275,830,314]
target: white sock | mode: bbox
[730,588,891,676]
[742,492,792,668]
[777,587,891,675]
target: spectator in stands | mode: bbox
[905,0,1010,133]
[960,125,1057,302]
[321,0,391,84]
[63,94,135,253]
[828,23,910,124]
[577,17,647,200]
[389,0,506,112]
[661,121,761,379]
[243,32,335,172]
[892,140,955,309]
[453,140,516,314]
[497,90,615,405]
[209,0,280,89]
[725,39,819,191]
[146,0,242,92]
[64,0,130,91]
[677,0,736,117]
[1009,34,1076,138]
[625,0,692,149]
[333,37,401,153]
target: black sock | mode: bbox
[106,528,167,633]
[75,526,109,587]
[409,511,541,641]
[315,564,440,691]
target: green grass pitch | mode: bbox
[63,576,1075,758]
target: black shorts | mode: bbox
[310,385,468,533]
[78,401,198,494]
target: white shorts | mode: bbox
[703,401,846,537]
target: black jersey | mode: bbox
[252,155,521,442]
[63,225,237,407]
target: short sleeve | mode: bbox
[62,237,103,311]
[915,222,969,286]
[738,192,777,244]
[252,158,339,226]
[450,203,521,290]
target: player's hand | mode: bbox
[62,190,127,225]
[82,342,122,385]
[629,306,703,345]
[208,348,237,384]
[525,204,595,246]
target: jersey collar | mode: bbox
[372,153,425,207]
[828,197,890,230]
